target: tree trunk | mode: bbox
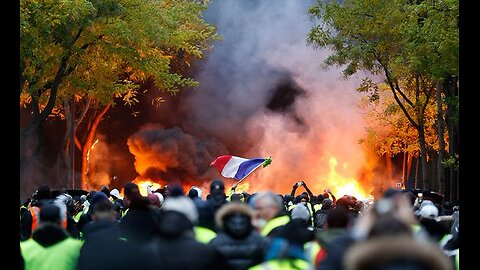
[20,100,45,199]
[80,104,111,190]
[436,81,446,194]
[62,99,73,187]
[415,156,419,189]
[402,151,407,187]
[442,75,459,202]
[417,123,429,189]
[407,152,413,187]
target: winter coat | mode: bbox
[313,209,331,230]
[344,236,453,270]
[78,220,153,270]
[119,198,160,244]
[210,203,270,270]
[211,232,268,270]
[20,223,82,270]
[317,233,356,270]
[150,211,230,270]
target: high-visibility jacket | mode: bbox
[29,206,41,232]
[194,226,217,244]
[455,250,459,270]
[21,237,83,270]
[248,258,311,270]
[73,211,83,223]
[30,206,68,231]
[121,208,129,218]
[261,215,290,237]
[304,241,321,266]
[20,205,28,220]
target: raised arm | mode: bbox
[301,181,315,202]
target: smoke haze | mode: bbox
[126,0,381,197]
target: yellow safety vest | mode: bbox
[261,215,290,237]
[194,226,217,244]
[248,258,311,270]
[455,250,459,270]
[121,208,129,218]
[21,237,83,270]
[304,241,321,265]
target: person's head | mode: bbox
[321,198,334,210]
[442,201,453,215]
[54,193,74,214]
[326,206,351,229]
[110,188,121,200]
[190,186,203,199]
[253,191,284,222]
[89,192,110,211]
[148,193,161,208]
[39,203,67,229]
[368,215,412,239]
[91,200,116,221]
[100,185,110,197]
[300,192,309,203]
[293,195,303,205]
[32,185,51,205]
[291,204,310,225]
[231,193,243,203]
[216,203,254,239]
[417,204,439,219]
[316,194,325,204]
[210,179,225,195]
[188,188,199,200]
[123,182,140,207]
[162,192,198,226]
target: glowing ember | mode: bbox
[325,157,370,200]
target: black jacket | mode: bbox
[150,211,229,270]
[119,199,160,244]
[78,220,153,270]
[210,231,269,270]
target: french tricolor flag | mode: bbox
[210,155,269,181]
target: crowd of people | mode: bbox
[19,179,459,270]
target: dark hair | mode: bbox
[368,216,411,239]
[327,207,350,228]
[188,188,199,199]
[100,186,110,197]
[210,179,225,192]
[231,193,243,202]
[92,200,114,214]
[36,185,51,201]
[39,204,62,224]
[123,182,140,199]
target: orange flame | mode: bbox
[133,179,162,197]
[321,157,371,200]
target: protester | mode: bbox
[21,204,83,270]
[210,203,269,270]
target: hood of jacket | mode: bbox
[158,211,194,238]
[32,222,69,247]
[344,236,453,270]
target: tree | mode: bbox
[308,0,458,192]
[21,0,220,191]
[358,79,447,189]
